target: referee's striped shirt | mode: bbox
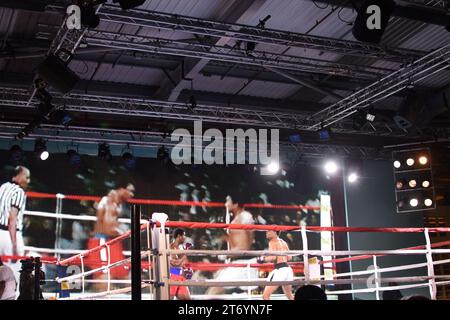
[0,182,26,232]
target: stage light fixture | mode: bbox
[51,109,73,126]
[266,162,280,175]
[419,156,428,165]
[10,145,24,164]
[289,134,301,143]
[393,160,401,169]
[422,180,430,188]
[395,180,405,190]
[366,112,376,122]
[157,146,170,165]
[324,161,338,175]
[122,151,136,170]
[348,173,358,183]
[319,128,330,141]
[424,199,433,207]
[67,149,81,167]
[408,179,417,188]
[98,143,112,161]
[409,198,419,207]
[397,199,405,209]
[34,139,49,161]
[406,158,414,166]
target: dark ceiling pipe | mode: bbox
[0,0,46,11]
[308,0,450,27]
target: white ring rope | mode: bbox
[167,249,450,256]
[59,283,152,300]
[24,210,149,224]
[166,275,450,288]
[56,251,150,283]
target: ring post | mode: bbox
[301,226,310,283]
[151,212,170,300]
[247,261,251,298]
[106,243,111,293]
[424,228,437,300]
[131,204,142,300]
[146,220,153,297]
[373,255,380,300]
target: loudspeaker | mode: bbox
[393,93,425,130]
[352,0,396,43]
[36,55,79,94]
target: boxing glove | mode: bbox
[182,267,194,280]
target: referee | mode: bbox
[0,166,30,260]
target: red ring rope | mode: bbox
[26,191,320,210]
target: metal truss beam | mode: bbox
[0,86,406,138]
[92,4,423,62]
[81,30,392,80]
[0,121,386,160]
[24,3,103,107]
[307,45,450,130]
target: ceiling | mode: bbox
[0,0,449,159]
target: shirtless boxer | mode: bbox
[206,194,258,296]
[169,228,192,300]
[86,182,135,291]
[259,230,294,300]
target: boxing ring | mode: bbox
[2,191,450,300]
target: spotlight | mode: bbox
[157,146,170,164]
[408,179,417,188]
[348,173,358,183]
[409,198,419,207]
[424,199,433,207]
[67,149,81,167]
[98,143,112,161]
[51,109,73,126]
[318,128,330,141]
[34,139,49,161]
[419,156,428,165]
[395,180,404,190]
[10,145,24,164]
[397,199,406,209]
[406,158,414,166]
[324,161,338,174]
[122,151,136,170]
[113,0,146,10]
[289,134,301,143]
[366,112,376,122]
[393,160,401,169]
[265,162,280,175]
[422,180,430,188]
